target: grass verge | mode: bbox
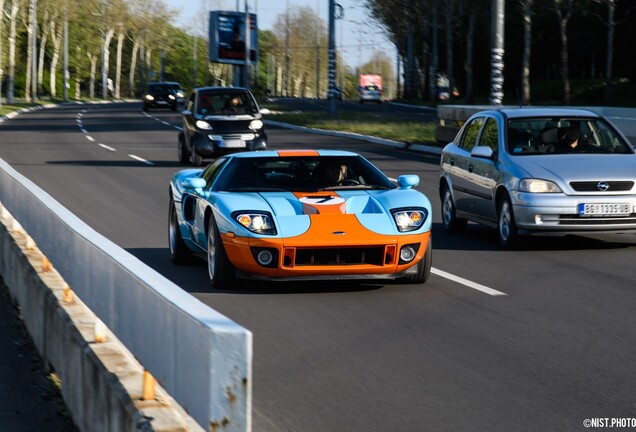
[266,110,437,144]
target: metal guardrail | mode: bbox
[0,159,252,431]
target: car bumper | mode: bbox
[221,231,431,281]
[511,191,636,233]
[193,131,267,157]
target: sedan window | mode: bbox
[459,118,484,152]
[479,118,499,151]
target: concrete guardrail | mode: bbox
[0,158,252,432]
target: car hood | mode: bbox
[512,154,636,184]
[214,189,432,238]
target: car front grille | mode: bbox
[293,247,386,266]
[558,214,636,225]
[569,181,634,192]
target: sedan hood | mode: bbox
[514,154,636,184]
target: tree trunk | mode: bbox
[24,1,35,101]
[603,0,615,103]
[50,20,63,98]
[103,28,115,97]
[7,2,19,102]
[521,0,533,105]
[129,41,139,97]
[554,0,572,105]
[115,32,124,100]
[465,5,476,104]
[445,0,454,99]
[37,14,50,97]
[88,52,97,99]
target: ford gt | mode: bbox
[169,150,433,289]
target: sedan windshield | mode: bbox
[213,156,395,192]
[197,91,258,116]
[507,117,633,155]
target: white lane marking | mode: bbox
[99,144,117,152]
[431,267,507,296]
[161,121,171,126]
[86,135,95,142]
[81,109,87,113]
[389,177,397,182]
[80,128,87,134]
[175,126,183,131]
[128,154,154,165]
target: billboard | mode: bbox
[209,11,258,65]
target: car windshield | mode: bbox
[213,156,395,192]
[197,91,258,116]
[507,117,633,155]
[148,83,181,94]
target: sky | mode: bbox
[165,0,396,70]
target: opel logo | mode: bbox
[597,181,610,192]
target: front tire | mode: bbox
[178,133,188,164]
[207,215,237,289]
[401,239,432,284]
[169,198,192,264]
[497,194,519,248]
[441,184,467,233]
[190,142,203,167]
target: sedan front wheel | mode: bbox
[497,195,519,248]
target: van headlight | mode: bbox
[391,208,428,232]
[145,94,154,101]
[249,119,264,131]
[196,120,213,130]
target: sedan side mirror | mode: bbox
[471,145,494,159]
[181,109,192,116]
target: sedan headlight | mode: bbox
[145,94,154,101]
[518,179,562,193]
[391,208,428,232]
[232,211,277,235]
[196,120,213,130]
[176,91,184,98]
[249,119,264,131]
[168,94,176,100]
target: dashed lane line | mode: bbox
[128,154,154,166]
[98,144,116,152]
[431,267,507,296]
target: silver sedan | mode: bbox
[439,108,636,247]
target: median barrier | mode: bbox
[0,158,252,432]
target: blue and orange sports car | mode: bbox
[168,150,433,289]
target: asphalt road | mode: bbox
[2,102,636,432]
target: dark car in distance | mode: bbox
[142,82,184,111]
[178,87,269,166]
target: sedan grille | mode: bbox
[569,181,634,192]
[294,247,386,266]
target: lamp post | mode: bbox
[489,0,505,105]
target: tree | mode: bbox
[553,0,576,104]
[520,0,534,105]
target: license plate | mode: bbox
[220,140,245,148]
[578,203,631,216]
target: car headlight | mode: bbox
[196,120,213,130]
[518,179,562,193]
[232,211,277,235]
[168,94,176,100]
[176,92,184,98]
[249,119,264,131]
[145,94,154,101]
[391,208,428,232]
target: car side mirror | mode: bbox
[397,174,420,189]
[471,145,494,159]
[182,177,206,191]
[259,108,271,115]
[181,109,192,116]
